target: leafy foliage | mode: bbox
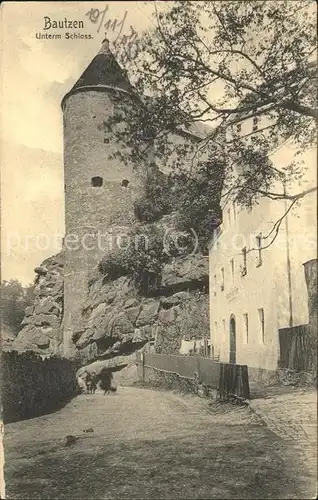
[134,166,173,222]
[110,0,316,210]
[172,157,224,252]
[133,157,224,253]
[98,224,166,294]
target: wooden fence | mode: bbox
[279,324,315,372]
[136,353,250,400]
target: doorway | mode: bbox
[229,315,236,364]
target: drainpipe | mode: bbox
[283,180,293,327]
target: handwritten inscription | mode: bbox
[86,5,140,63]
[86,5,127,40]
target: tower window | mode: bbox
[252,116,259,132]
[104,137,110,144]
[121,179,129,188]
[91,176,103,187]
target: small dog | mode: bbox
[104,386,117,395]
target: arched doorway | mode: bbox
[229,315,236,364]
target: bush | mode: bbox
[98,224,165,294]
[133,160,224,253]
[172,163,224,254]
[134,168,173,223]
[0,351,79,423]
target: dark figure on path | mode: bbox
[99,369,117,395]
[86,371,97,394]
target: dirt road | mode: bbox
[3,387,315,499]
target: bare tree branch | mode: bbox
[257,186,317,201]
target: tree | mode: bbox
[109,0,317,237]
[1,280,35,336]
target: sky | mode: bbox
[1,1,160,284]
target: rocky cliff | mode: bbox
[13,250,209,368]
[12,253,64,355]
[72,253,209,365]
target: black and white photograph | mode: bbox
[0,1,317,498]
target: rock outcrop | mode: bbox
[72,253,209,364]
[13,247,209,368]
[13,253,64,354]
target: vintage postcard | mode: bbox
[0,1,317,498]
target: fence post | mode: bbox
[196,356,201,383]
[241,366,250,399]
[204,338,208,357]
[140,352,145,382]
[219,363,224,399]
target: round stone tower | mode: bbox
[61,39,143,354]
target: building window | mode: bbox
[214,274,217,296]
[104,137,110,144]
[121,179,129,188]
[243,313,249,343]
[230,258,235,283]
[221,268,225,291]
[91,176,103,187]
[233,202,237,220]
[252,116,259,132]
[236,123,242,134]
[222,319,226,333]
[241,247,247,276]
[256,233,262,267]
[213,226,221,250]
[227,208,231,225]
[214,321,218,333]
[258,308,265,342]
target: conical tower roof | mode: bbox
[62,38,133,108]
